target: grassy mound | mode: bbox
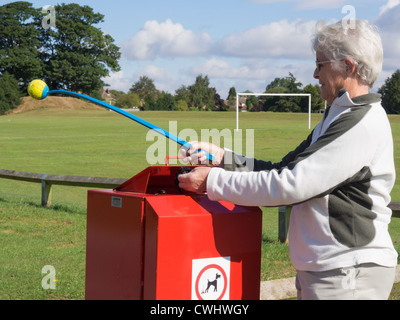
[9,96,102,114]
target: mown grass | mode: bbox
[0,108,399,299]
[0,191,86,300]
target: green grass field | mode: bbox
[0,107,399,299]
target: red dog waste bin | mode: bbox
[85,165,262,300]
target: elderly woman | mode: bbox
[178,20,398,300]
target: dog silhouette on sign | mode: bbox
[205,273,221,293]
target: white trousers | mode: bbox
[295,263,396,300]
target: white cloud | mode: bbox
[190,58,297,80]
[295,0,348,9]
[103,71,131,92]
[248,0,348,9]
[248,0,292,3]
[189,57,317,96]
[139,65,178,92]
[122,18,317,62]
[375,0,400,32]
[374,69,394,91]
[190,58,252,79]
[103,65,179,94]
[218,19,316,60]
[379,0,400,15]
[108,4,400,97]
[374,2,400,70]
[121,19,213,60]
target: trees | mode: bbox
[109,70,400,115]
[0,72,21,115]
[227,87,237,101]
[302,83,325,113]
[129,76,158,102]
[113,72,326,113]
[124,74,222,111]
[263,73,304,112]
[213,89,228,111]
[188,75,215,110]
[378,70,400,114]
[259,73,326,113]
[142,91,175,111]
[227,87,237,110]
[175,85,190,104]
[0,2,42,89]
[159,91,176,111]
[265,72,302,93]
[174,76,216,110]
[175,99,189,111]
[40,3,121,94]
[0,2,121,94]
[246,96,259,112]
[174,85,190,111]
[129,76,174,111]
[114,92,140,109]
[148,91,175,111]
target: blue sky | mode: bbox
[17,0,400,97]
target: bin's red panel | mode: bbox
[143,194,262,300]
[85,189,145,300]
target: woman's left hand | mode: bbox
[177,167,212,193]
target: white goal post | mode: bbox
[235,93,312,131]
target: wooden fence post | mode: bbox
[41,180,52,207]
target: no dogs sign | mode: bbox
[191,257,230,300]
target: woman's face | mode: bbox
[313,51,346,105]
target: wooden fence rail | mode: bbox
[1,169,399,243]
[0,169,127,207]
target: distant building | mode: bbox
[238,96,247,111]
[99,88,116,105]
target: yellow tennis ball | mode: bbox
[27,79,49,100]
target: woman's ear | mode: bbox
[343,57,356,75]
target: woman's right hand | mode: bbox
[180,141,225,166]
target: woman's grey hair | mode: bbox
[312,20,383,88]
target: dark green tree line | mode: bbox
[261,73,324,113]
[127,74,219,111]
[0,1,121,95]
[379,69,400,114]
[0,72,21,115]
[0,2,42,89]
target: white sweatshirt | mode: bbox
[207,89,398,271]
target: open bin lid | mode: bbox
[115,165,196,195]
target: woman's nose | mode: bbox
[313,68,319,79]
